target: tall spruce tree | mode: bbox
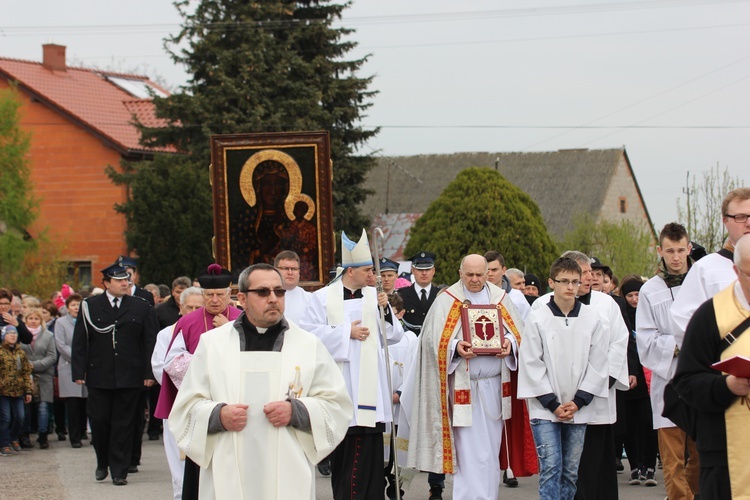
[113,0,377,283]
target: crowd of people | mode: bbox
[1,186,749,500]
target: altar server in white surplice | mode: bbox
[299,229,404,500]
[169,264,352,500]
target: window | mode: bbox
[619,197,627,214]
[67,261,92,290]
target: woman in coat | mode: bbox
[54,293,88,447]
[20,307,57,448]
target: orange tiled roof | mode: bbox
[0,56,174,154]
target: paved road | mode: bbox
[2,434,670,499]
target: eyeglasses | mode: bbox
[277,267,300,272]
[245,288,287,298]
[725,213,749,223]
[0,301,10,306]
[552,279,582,287]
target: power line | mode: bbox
[19,121,750,129]
[523,53,750,150]
[2,0,748,35]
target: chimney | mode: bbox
[42,44,66,72]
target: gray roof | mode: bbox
[360,148,643,239]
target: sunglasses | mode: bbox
[245,288,287,298]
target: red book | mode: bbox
[712,356,750,378]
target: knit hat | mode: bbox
[620,279,644,297]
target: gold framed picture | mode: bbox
[210,131,334,288]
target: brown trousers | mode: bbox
[658,426,700,500]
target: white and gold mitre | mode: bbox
[341,229,373,268]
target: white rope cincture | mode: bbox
[81,300,117,349]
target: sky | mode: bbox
[2,0,749,232]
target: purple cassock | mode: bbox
[154,305,243,420]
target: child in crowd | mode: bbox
[384,292,418,499]
[517,257,609,500]
[20,308,58,449]
[0,325,33,456]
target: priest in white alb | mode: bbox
[169,264,353,499]
[399,254,523,500]
[299,229,404,500]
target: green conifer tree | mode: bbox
[112,0,378,283]
[404,168,558,285]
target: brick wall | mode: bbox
[3,78,128,276]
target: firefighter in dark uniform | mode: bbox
[397,251,438,335]
[71,263,157,486]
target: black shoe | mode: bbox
[20,437,33,449]
[71,442,82,449]
[57,432,67,442]
[503,470,519,487]
[616,458,624,472]
[96,468,108,481]
[429,486,443,500]
[112,477,128,486]
[81,433,89,440]
[148,434,160,441]
[128,465,139,474]
[317,460,331,476]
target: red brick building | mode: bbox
[0,44,171,288]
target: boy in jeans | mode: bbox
[0,326,33,456]
[517,257,608,499]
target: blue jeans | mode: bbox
[530,419,587,500]
[23,400,51,434]
[0,396,25,447]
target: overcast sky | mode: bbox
[2,0,749,233]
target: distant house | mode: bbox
[361,148,655,259]
[0,44,172,288]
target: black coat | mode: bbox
[397,284,438,334]
[71,293,157,389]
[133,285,155,307]
[156,296,181,329]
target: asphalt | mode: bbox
[1,433,671,499]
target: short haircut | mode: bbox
[722,187,750,216]
[179,286,204,306]
[550,257,582,279]
[274,250,300,266]
[506,268,524,280]
[41,300,59,318]
[0,288,12,302]
[602,267,613,280]
[23,307,46,327]
[158,284,171,298]
[144,284,159,295]
[388,292,404,313]
[22,296,41,308]
[484,250,505,267]
[66,293,83,307]
[560,250,591,267]
[237,263,283,293]
[172,276,192,289]
[659,222,689,246]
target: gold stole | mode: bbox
[437,298,463,474]
[713,284,750,498]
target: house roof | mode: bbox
[361,148,653,240]
[370,213,422,261]
[0,55,172,155]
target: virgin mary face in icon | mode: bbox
[254,161,290,212]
